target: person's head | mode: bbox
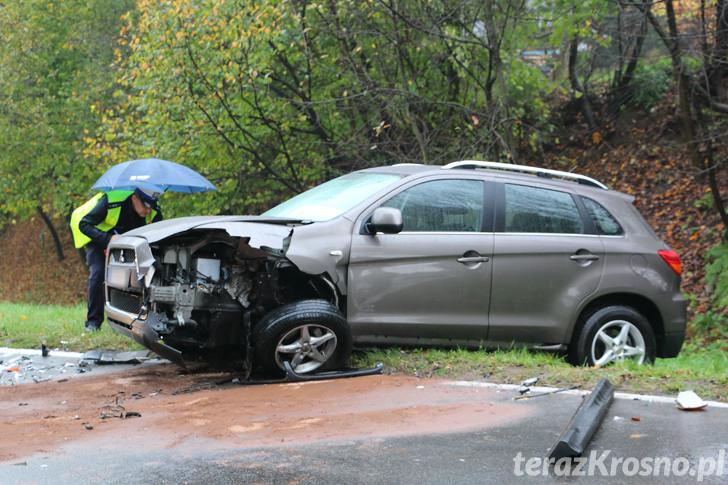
[131,187,160,218]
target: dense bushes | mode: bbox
[706,243,728,311]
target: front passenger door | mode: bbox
[348,178,493,343]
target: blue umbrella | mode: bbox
[91,158,216,193]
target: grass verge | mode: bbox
[353,342,728,401]
[2,301,725,401]
[0,301,141,352]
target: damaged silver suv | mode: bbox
[105,161,687,373]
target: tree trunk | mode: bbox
[483,1,518,162]
[665,0,698,151]
[36,205,65,262]
[710,0,728,99]
[611,9,648,113]
[568,35,597,129]
[644,0,697,154]
[707,164,728,240]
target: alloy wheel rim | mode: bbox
[275,324,338,374]
[590,319,646,366]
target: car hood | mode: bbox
[123,215,299,249]
[115,214,354,292]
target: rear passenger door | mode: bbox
[489,183,604,345]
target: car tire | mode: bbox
[254,299,352,374]
[569,305,656,366]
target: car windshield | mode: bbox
[263,172,402,221]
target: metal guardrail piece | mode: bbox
[232,362,385,386]
[548,378,615,460]
[283,361,385,382]
[442,160,609,190]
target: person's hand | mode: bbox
[110,235,119,242]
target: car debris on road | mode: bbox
[676,390,708,411]
[100,402,142,420]
[513,384,579,401]
[0,347,158,386]
[548,378,614,460]
[80,350,153,365]
[517,376,539,395]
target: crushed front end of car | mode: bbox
[104,216,344,368]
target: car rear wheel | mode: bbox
[570,305,656,366]
[254,300,352,374]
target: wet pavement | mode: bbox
[0,347,160,385]
[0,362,726,484]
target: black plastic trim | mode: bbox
[548,378,615,459]
[658,331,685,358]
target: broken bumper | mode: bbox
[106,304,184,366]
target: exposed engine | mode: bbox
[141,230,335,354]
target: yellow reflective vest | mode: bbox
[70,190,157,248]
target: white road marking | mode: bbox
[447,380,728,408]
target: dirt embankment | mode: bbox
[0,366,531,463]
[0,217,86,304]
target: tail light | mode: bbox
[658,249,682,276]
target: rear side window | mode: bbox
[382,179,484,232]
[583,198,623,235]
[504,184,584,234]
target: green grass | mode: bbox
[1,301,725,401]
[353,342,728,401]
[0,301,141,352]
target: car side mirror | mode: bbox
[368,207,403,235]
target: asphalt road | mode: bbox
[0,362,726,484]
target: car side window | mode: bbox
[382,179,484,232]
[504,184,584,234]
[583,197,623,235]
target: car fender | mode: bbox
[283,219,354,294]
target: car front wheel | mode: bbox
[254,300,352,374]
[570,305,656,366]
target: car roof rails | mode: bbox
[442,160,608,190]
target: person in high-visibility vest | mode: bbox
[70,187,163,331]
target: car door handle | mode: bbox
[570,254,600,261]
[457,256,490,264]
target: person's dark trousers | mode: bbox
[85,243,106,329]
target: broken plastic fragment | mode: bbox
[520,377,538,386]
[676,391,707,411]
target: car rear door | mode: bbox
[347,177,494,343]
[488,182,605,345]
